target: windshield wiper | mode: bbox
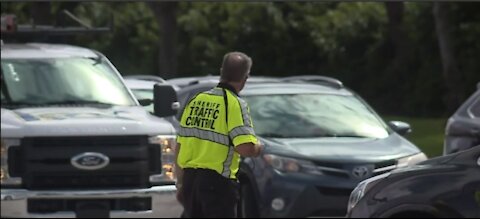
[42,100,113,106]
[2,100,113,107]
[260,133,289,138]
[316,133,369,138]
[333,135,369,138]
[2,100,40,106]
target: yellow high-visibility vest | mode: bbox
[176,86,258,179]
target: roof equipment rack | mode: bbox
[1,11,112,39]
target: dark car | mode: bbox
[166,75,221,89]
[169,76,427,217]
[347,146,480,218]
[444,83,480,155]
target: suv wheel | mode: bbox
[238,182,259,218]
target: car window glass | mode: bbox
[244,93,389,139]
[131,89,154,113]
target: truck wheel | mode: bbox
[238,183,260,218]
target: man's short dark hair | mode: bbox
[220,52,252,82]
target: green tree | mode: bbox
[74,2,160,76]
[433,2,465,114]
[149,2,178,78]
[2,2,479,116]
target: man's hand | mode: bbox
[255,141,264,156]
[235,141,264,157]
[175,142,184,205]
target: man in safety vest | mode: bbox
[175,51,263,218]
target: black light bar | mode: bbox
[1,11,112,37]
[1,24,111,36]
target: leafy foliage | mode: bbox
[1,2,479,116]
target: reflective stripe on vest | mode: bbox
[238,99,251,127]
[222,146,235,178]
[178,126,230,147]
[229,126,255,139]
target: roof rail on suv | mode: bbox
[281,75,344,89]
[167,75,281,89]
[124,75,167,83]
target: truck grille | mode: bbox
[10,136,161,190]
[312,160,397,179]
[28,198,152,213]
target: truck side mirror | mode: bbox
[138,99,153,106]
[153,84,178,117]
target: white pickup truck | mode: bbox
[0,42,183,218]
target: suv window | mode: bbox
[244,93,389,138]
[130,89,154,113]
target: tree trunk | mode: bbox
[433,2,464,114]
[149,2,178,79]
[383,2,411,114]
[385,2,408,63]
[31,2,52,26]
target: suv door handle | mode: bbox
[471,128,480,136]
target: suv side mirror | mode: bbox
[153,84,179,117]
[388,121,412,136]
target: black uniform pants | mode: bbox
[181,168,239,218]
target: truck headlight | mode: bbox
[397,152,428,168]
[1,138,22,186]
[1,140,6,181]
[148,135,177,184]
[263,154,321,175]
[347,172,390,212]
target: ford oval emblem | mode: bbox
[71,152,110,170]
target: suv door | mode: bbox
[444,88,480,155]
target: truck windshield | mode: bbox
[1,58,136,107]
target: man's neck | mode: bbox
[217,82,239,96]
